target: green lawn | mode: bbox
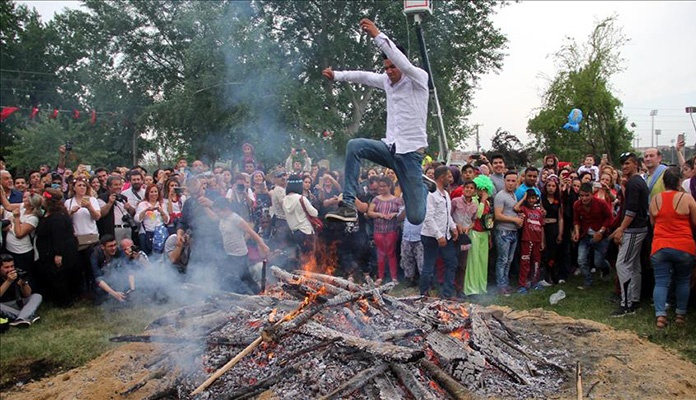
[1,275,694,390]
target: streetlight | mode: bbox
[650,109,658,147]
[687,106,696,134]
[655,129,661,148]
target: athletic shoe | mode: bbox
[516,287,528,294]
[533,283,545,291]
[537,280,553,287]
[423,174,437,193]
[610,306,636,318]
[573,269,582,276]
[558,279,566,284]
[325,204,358,222]
[499,286,513,297]
[590,268,596,273]
[9,319,31,328]
[31,316,41,324]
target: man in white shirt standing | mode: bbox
[121,169,145,212]
[323,18,435,225]
[419,166,459,298]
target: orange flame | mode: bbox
[449,327,470,342]
[268,308,278,323]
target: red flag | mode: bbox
[0,107,20,122]
[72,109,80,119]
[91,109,96,124]
[49,109,59,119]
[30,107,39,119]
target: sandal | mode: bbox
[675,314,686,327]
[656,316,669,329]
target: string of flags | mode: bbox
[0,106,118,123]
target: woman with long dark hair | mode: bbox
[649,167,696,328]
[541,175,564,284]
[367,176,403,284]
[65,176,101,296]
[35,188,78,306]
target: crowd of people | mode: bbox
[1,18,694,333]
[1,142,695,330]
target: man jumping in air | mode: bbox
[323,18,435,225]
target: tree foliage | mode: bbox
[2,0,507,170]
[527,16,633,165]
[485,128,532,169]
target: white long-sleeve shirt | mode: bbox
[421,188,456,241]
[283,193,318,235]
[334,32,429,154]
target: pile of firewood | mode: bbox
[111,268,569,399]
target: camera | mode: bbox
[15,268,29,280]
[115,194,127,203]
[122,213,138,229]
[65,141,74,152]
[173,187,184,196]
[235,183,246,192]
[1,219,10,229]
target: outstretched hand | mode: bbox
[359,18,380,38]
[322,67,334,81]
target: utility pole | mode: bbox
[474,124,482,153]
[650,109,658,147]
[655,129,661,148]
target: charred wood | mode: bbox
[224,362,301,400]
[389,362,439,400]
[418,359,474,400]
[317,362,389,400]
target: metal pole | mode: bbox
[413,14,448,162]
[650,109,658,148]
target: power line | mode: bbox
[0,68,59,77]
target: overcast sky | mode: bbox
[19,1,696,152]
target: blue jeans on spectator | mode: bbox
[651,248,695,317]
[495,229,518,288]
[420,235,457,298]
[342,139,426,224]
[577,235,609,287]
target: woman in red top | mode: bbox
[649,167,696,328]
[367,177,403,284]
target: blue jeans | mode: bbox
[420,235,457,298]
[577,235,609,287]
[494,229,518,288]
[651,248,695,317]
[343,138,426,224]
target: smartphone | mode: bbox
[677,133,685,143]
[602,154,607,160]
[471,154,480,160]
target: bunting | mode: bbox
[0,107,20,121]
[30,107,39,119]
[0,105,115,124]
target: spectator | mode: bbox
[285,148,312,174]
[644,148,667,200]
[464,176,494,296]
[494,171,525,295]
[513,189,546,292]
[451,180,477,295]
[163,231,191,274]
[28,171,42,191]
[577,154,599,182]
[0,191,42,287]
[250,170,272,229]
[515,167,541,200]
[572,182,612,290]
[367,176,403,284]
[94,168,109,196]
[211,197,269,294]
[270,170,289,243]
[0,254,42,328]
[283,175,319,267]
[318,173,342,216]
[177,177,224,270]
[121,169,145,211]
[608,153,649,317]
[98,175,136,243]
[541,175,564,284]
[543,154,559,175]
[649,167,696,328]
[489,154,506,194]
[89,175,102,196]
[66,176,102,295]
[134,184,169,255]
[162,177,186,235]
[90,235,130,303]
[420,166,459,298]
[35,188,78,306]
[595,172,617,208]
[13,176,27,194]
[1,170,23,204]
[226,174,253,222]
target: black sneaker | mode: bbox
[610,306,636,318]
[423,174,437,193]
[325,204,358,222]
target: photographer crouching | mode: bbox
[0,254,42,328]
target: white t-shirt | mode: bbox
[682,177,692,194]
[134,201,166,233]
[65,197,100,235]
[163,196,186,225]
[219,212,248,256]
[4,208,39,254]
[122,186,146,208]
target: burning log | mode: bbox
[418,359,473,400]
[426,331,485,388]
[295,270,363,292]
[272,266,348,295]
[389,363,439,400]
[379,328,423,341]
[298,321,424,363]
[373,375,407,400]
[317,361,389,400]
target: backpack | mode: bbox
[152,224,169,253]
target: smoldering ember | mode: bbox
[100,267,572,400]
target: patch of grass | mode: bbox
[0,299,181,388]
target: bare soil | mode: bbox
[3,307,695,400]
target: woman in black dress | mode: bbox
[35,188,78,306]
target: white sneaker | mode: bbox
[573,269,582,276]
[558,279,566,284]
[538,280,553,287]
[590,268,596,273]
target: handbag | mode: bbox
[299,195,323,233]
[76,233,100,251]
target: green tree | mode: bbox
[527,16,633,165]
[485,128,532,170]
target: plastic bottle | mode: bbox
[549,289,566,305]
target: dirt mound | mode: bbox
[3,307,695,400]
